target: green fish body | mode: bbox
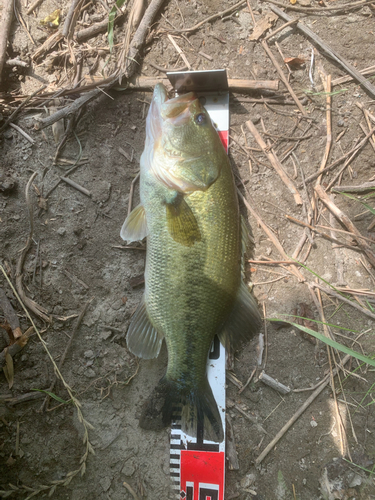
[121,84,261,441]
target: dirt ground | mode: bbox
[1,0,375,498]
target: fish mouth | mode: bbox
[161,91,197,125]
[148,84,198,142]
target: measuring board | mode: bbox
[166,70,229,500]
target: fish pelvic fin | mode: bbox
[126,295,164,359]
[166,195,201,247]
[139,376,224,442]
[120,204,148,243]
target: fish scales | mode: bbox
[121,83,261,441]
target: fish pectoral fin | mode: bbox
[166,196,201,247]
[218,281,262,352]
[126,296,164,359]
[120,204,148,243]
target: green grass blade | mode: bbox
[31,389,70,404]
[108,0,127,53]
[270,313,361,333]
[338,192,375,216]
[269,319,375,367]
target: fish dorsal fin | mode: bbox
[120,204,148,243]
[218,280,262,352]
[126,295,164,359]
[166,196,201,247]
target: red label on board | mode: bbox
[180,450,224,500]
[218,130,229,153]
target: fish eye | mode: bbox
[194,113,206,125]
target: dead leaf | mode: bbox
[249,12,278,41]
[3,348,14,389]
[40,9,61,28]
[284,57,306,69]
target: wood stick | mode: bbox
[32,30,64,62]
[0,0,14,83]
[260,0,375,13]
[259,371,291,394]
[332,182,375,194]
[0,288,22,339]
[238,190,305,282]
[60,176,91,197]
[310,283,375,321]
[264,19,297,42]
[301,126,375,186]
[255,354,351,464]
[316,75,332,185]
[26,0,46,14]
[167,34,192,70]
[269,5,375,100]
[15,173,51,323]
[315,184,375,268]
[285,215,359,247]
[246,120,303,205]
[9,123,35,144]
[261,40,307,116]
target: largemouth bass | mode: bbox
[121,83,261,441]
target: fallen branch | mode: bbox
[255,354,351,464]
[245,119,303,205]
[261,40,307,116]
[261,0,375,13]
[0,330,33,369]
[40,300,92,411]
[15,173,51,323]
[237,190,305,282]
[0,0,14,83]
[270,5,375,100]
[0,288,22,339]
[315,185,375,268]
[310,282,375,321]
[332,182,375,194]
[301,126,375,186]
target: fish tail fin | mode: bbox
[139,376,224,442]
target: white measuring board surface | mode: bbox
[166,70,229,500]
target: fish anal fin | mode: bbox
[126,296,163,359]
[166,197,201,247]
[218,281,262,352]
[120,204,148,243]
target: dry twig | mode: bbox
[15,173,51,323]
[256,354,352,464]
[270,5,375,100]
[315,185,375,268]
[0,0,14,83]
[245,120,302,205]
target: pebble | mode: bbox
[337,118,345,127]
[57,227,66,236]
[84,350,95,359]
[99,476,111,491]
[84,368,96,378]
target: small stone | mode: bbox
[84,350,95,359]
[99,476,111,491]
[310,420,318,427]
[241,473,256,489]
[84,368,96,378]
[122,461,135,476]
[337,118,345,127]
[100,330,113,340]
[349,473,362,488]
[3,130,13,140]
[57,227,66,236]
